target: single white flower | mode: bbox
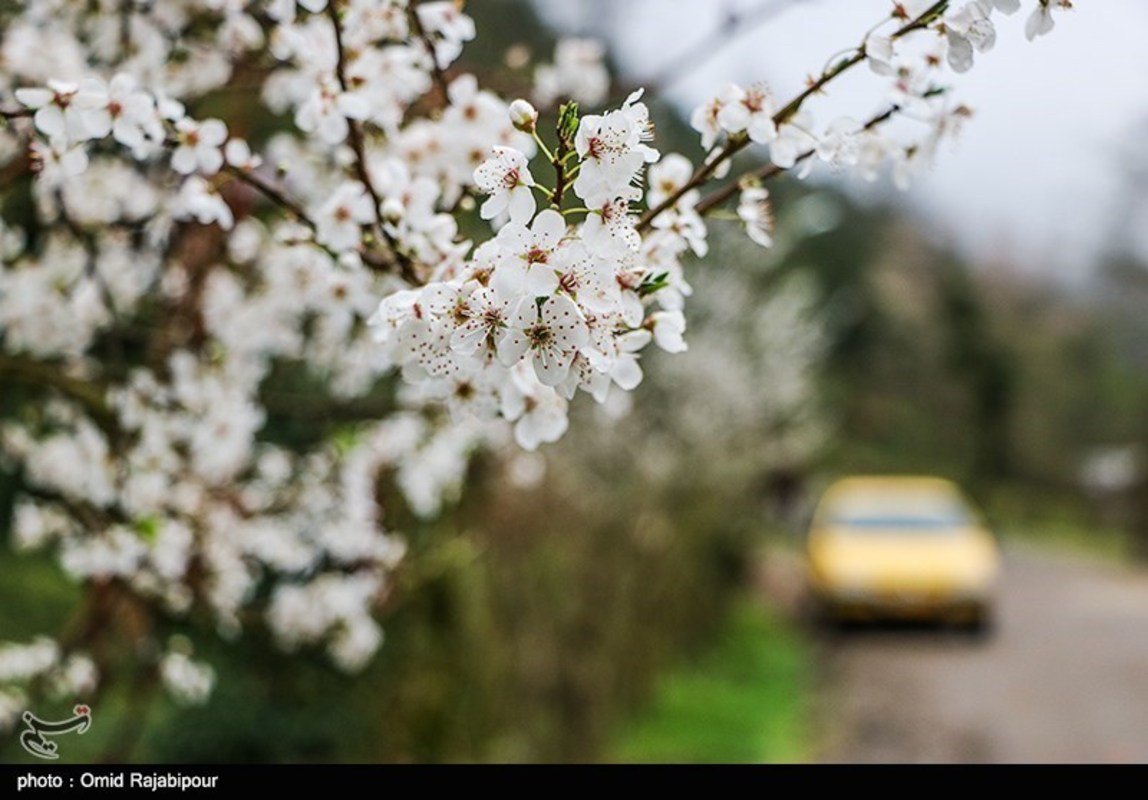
[1025,1,1057,41]
[474,146,536,224]
[497,294,589,386]
[416,1,477,65]
[609,329,653,392]
[582,196,640,257]
[512,387,569,451]
[770,114,818,174]
[295,81,370,145]
[72,74,162,155]
[493,209,567,298]
[817,117,863,168]
[574,90,659,206]
[717,83,778,144]
[171,118,228,175]
[449,286,514,356]
[15,81,90,143]
[174,177,234,230]
[30,140,89,186]
[224,139,262,172]
[501,365,570,450]
[865,34,896,76]
[737,186,774,249]
[945,2,996,73]
[649,310,688,354]
[551,241,619,313]
[314,182,374,253]
[533,38,610,108]
[159,651,215,706]
[690,93,727,150]
[646,153,694,209]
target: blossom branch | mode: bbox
[694,104,902,216]
[221,164,312,225]
[221,166,396,273]
[325,1,421,285]
[636,0,949,232]
[409,1,451,109]
[550,131,573,209]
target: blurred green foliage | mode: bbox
[1,450,752,763]
[789,202,1148,550]
[610,601,810,764]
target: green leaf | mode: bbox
[134,516,160,542]
[638,272,670,298]
[557,101,580,150]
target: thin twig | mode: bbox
[222,159,374,276]
[222,164,312,225]
[637,136,744,232]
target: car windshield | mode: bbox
[829,511,971,530]
[825,493,973,532]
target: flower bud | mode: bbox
[381,197,405,224]
[508,99,538,133]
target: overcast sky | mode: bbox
[532,0,1148,283]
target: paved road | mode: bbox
[813,547,1148,763]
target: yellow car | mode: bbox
[806,476,1001,630]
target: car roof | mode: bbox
[823,475,963,496]
[817,475,969,514]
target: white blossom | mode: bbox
[649,310,688,354]
[159,651,215,706]
[945,2,997,73]
[717,83,779,144]
[498,294,589,387]
[574,90,659,206]
[314,182,374,252]
[16,81,91,143]
[72,74,162,156]
[474,146,536,223]
[1025,1,1060,41]
[174,177,234,230]
[171,118,228,175]
[0,638,59,683]
[738,187,774,249]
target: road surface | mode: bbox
[810,547,1148,763]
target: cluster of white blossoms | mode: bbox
[691,0,1072,204]
[0,0,1071,717]
[374,88,696,452]
[0,638,97,729]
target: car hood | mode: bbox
[809,526,1000,591]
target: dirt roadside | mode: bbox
[801,546,1148,763]
[759,545,1148,763]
